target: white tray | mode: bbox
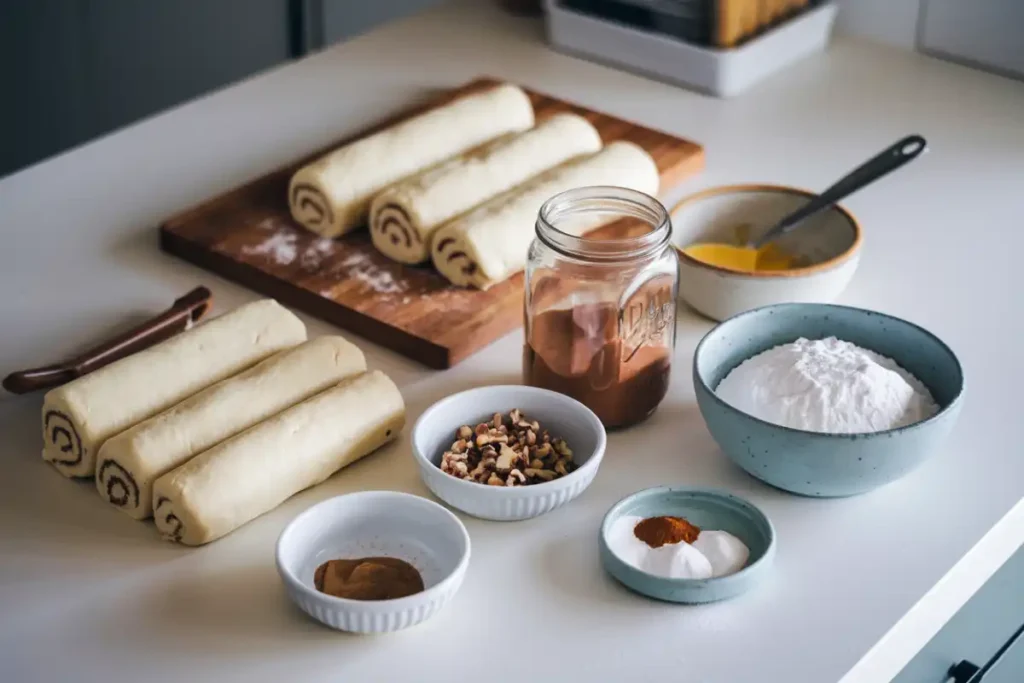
[544,0,838,97]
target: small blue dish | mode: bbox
[693,303,965,497]
[599,487,775,604]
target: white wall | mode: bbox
[834,0,1024,79]
[834,0,922,50]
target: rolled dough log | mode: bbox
[95,336,366,520]
[152,370,405,546]
[289,84,534,238]
[431,141,660,289]
[369,113,602,264]
[42,299,306,478]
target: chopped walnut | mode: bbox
[495,444,518,472]
[437,409,577,487]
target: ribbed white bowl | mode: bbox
[412,386,607,521]
[275,491,470,633]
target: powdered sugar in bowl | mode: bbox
[693,303,964,497]
[715,336,939,434]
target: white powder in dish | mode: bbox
[692,531,749,577]
[606,516,748,580]
[715,336,938,434]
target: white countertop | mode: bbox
[2,2,1023,682]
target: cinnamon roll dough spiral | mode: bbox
[431,141,660,289]
[41,299,306,478]
[153,370,405,546]
[289,84,534,238]
[95,336,366,519]
[369,114,601,264]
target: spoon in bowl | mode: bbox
[682,134,928,272]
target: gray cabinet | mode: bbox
[892,546,1024,682]
[0,0,447,178]
[0,0,295,178]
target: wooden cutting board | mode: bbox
[159,77,704,368]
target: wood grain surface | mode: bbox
[159,77,703,368]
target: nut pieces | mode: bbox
[439,409,576,486]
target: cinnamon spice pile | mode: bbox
[633,516,701,548]
[314,557,424,601]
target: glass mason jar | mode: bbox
[523,186,679,429]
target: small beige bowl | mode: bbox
[672,184,862,321]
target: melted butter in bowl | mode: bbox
[681,242,802,273]
[672,184,861,321]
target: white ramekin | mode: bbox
[275,490,470,633]
[412,385,607,521]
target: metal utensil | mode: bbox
[751,134,927,249]
[2,286,212,395]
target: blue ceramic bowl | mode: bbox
[693,303,965,497]
[599,487,775,604]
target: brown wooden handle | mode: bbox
[2,286,213,395]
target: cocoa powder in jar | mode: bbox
[523,300,671,429]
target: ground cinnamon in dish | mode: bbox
[314,557,424,601]
[633,516,701,548]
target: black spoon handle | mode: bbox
[753,134,927,248]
